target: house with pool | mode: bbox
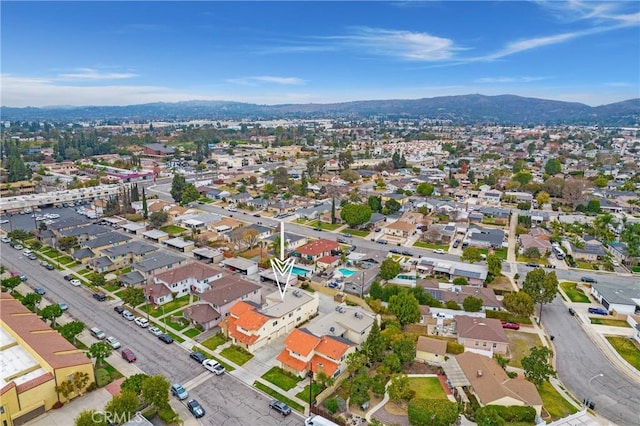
[291,238,340,267]
[416,257,488,286]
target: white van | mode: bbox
[90,327,106,340]
[305,415,339,426]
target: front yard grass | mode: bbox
[296,383,323,404]
[254,382,304,413]
[505,330,543,368]
[160,225,187,235]
[576,261,595,270]
[139,295,191,318]
[261,367,302,391]
[492,247,508,260]
[560,282,590,303]
[606,336,640,370]
[345,228,369,237]
[104,283,121,292]
[165,314,189,331]
[220,345,253,365]
[201,333,228,351]
[413,241,449,250]
[317,222,342,231]
[539,380,578,420]
[183,328,202,338]
[409,377,447,399]
[590,318,631,327]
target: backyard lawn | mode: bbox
[220,345,254,365]
[261,367,302,391]
[492,247,508,260]
[505,330,543,368]
[606,336,640,370]
[539,381,578,420]
[201,333,228,351]
[161,225,187,235]
[409,377,447,399]
[560,282,590,303]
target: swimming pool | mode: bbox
[292,266,311,276]
[338,268,357,277]
[396,274,417,280]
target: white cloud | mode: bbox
[57,68,138,81]
[227,76,307,86]
[475,76,549,84]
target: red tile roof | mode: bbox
[309,354,339,377]
[296,239,339,256]
[315,336,351,361]
[276,349,309,372]
[284,329,320,356]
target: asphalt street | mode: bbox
[542,296,640,426]
[0,248,303,426]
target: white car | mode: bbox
[612,260,620,267]
[433,249,446,255]
[148,326,163,336]
[70,279,82,287]
[105,336,121,349]
[122,310,135,321]
[202,359,226,375]
[134,317,149,328]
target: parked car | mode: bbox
[90,327,106,340]
[190,351,207,363]
[105,336,121,349]
[63,275,73,281]
[376,239,388,245]
[58,302,68,311]
[113,306,125,314]
[134,317,149,328]
[568,307,576,316]
[390,248,402,254]
[148,326,162,336]
[202,359,225,375]
[343,233,352,238]
[158,334,174,344]
[187,399,205,418]
[92,293,106,301]
[525,262,540,268]
[433,249,446,254]
[122,310,135,321]
[401,250,414,256]
[269,400,292,416]
[34,287,46,295]
[501,321,520,330]
[70,279,82,287]
[45,263,54,270]
[337,237,348,244]
[13,244,23,250]
[588,307,608,316]
[452,239,461,248]
[27,253,37,260]
[121,348,137,363]
[581,276,598,284]
[0,237,10,243]
[171,384,189,400]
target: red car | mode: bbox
[121,348,137,363]
[501,321,520,330]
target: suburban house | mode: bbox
[590,281,640,316]
[383,220,417,239]
[568,236,607,261]
[183,276,262,330]
[97,241,158,270]
[153,262,226,298]
[142,143,175,157]
[419,280,502,311]
[82,232,132,254]
[224,289,320,353]
[415,336,448,365]
[131,253,187,279]
[466,226,505,249]
[276,328,356,379]
[264,232,308,250]
[445,351,543,416]
[292,239,340,264]
[518,233,552,255]
[305,305,378,345]
[455,315,509,356]
[416,257,488,286]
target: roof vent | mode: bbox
[329,327,335,333]
[354,312,363,319]
[293,290,301,297]
[477,370,483,377]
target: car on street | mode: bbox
[58,302,68,311]
[158,334,174,344]
[63,275,72,281]
[171,384,189,400]
[122,311,135,321]
[187,399,205,418]
[581,276,598,283]
[401,250,414,256]
[134,317,149,328]
[27,253,37,260]
[148,326,162,336]
[92,293,106,301]
[433,249,446,254]
[337,237,349,244]
[390,248,402,254]
[113,306,125,314]
[190,351,207,363]
[588,307,608,316]
[121,348,137,363]
[34,287,46,295]
[253,213,261,217]
[269,400,292,416]
[568,307,576,316]
[526,262,540,268]
[501,321,521,330]
[376,239,388,245]
[313,227,322,231]
[11,271,27,281]
[105,336,121,349]
[45,263,55,270]
[202,359,225,375]
[70,279,82,287]
[1,237,10,243]
[343,233,352,238]
[13,244,24,250]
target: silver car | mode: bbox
[105,336,121,349]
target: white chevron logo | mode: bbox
[270,221,295,300]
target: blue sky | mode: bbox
[2,1,639,107]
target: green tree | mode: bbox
[349,373,370,406]
[536,191,551,207]
[522,346,556,387]
[141,375,170,412]
[181,184,200,205]
[362,321,386,364]
[142,187,149,219]
[121,373,150,395]
[59,321,85,345]
[40,303,63,327]
[72,371,91,396]
[369,281,384,300]
[120,286,145,308]
[593,176,608,188]
[92,274,106,288]
[392,336,416,363]
[58,236,78,251]
[461,247,482,263]
[388,374,412,404]
[462,296,483,312]
[371,374,387,397]
[512,170,533,186]
[170,174,187,203]
[326,398,339,414]
[523,247,541,259]
[445,300,461,310]
[104,390,139,423]
[346,351,367,378]
[586,199,601,214]
[408,398,459,426]
[544,158,562,175]
[273,167,290,187]
[22,292,42,312]
[388,291,421,328]
[149,211,168,228]
[384,198,401,214]
[379,258,401,280]
[522,269,559,322]
[486,254,502,276]
[416,182,435,196]
[340,168,360,183]
[502,291,535,317]
[452,277,468,286]
[89,341,113,366]
[75,409,106,426]
[368,195,382,213]
[338,150,354,170]
[1,276,22,294]
[383,352,402,373]
[340,203,372,227]
[331,197,336,224]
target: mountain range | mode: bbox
[2,94,639,126]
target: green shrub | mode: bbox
[95,368,111,387]
[326,398,339,414]
[476,405,535,424]
[157,406,179,423]
[446,341,464,354]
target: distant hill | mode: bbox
[2,94,639,125]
